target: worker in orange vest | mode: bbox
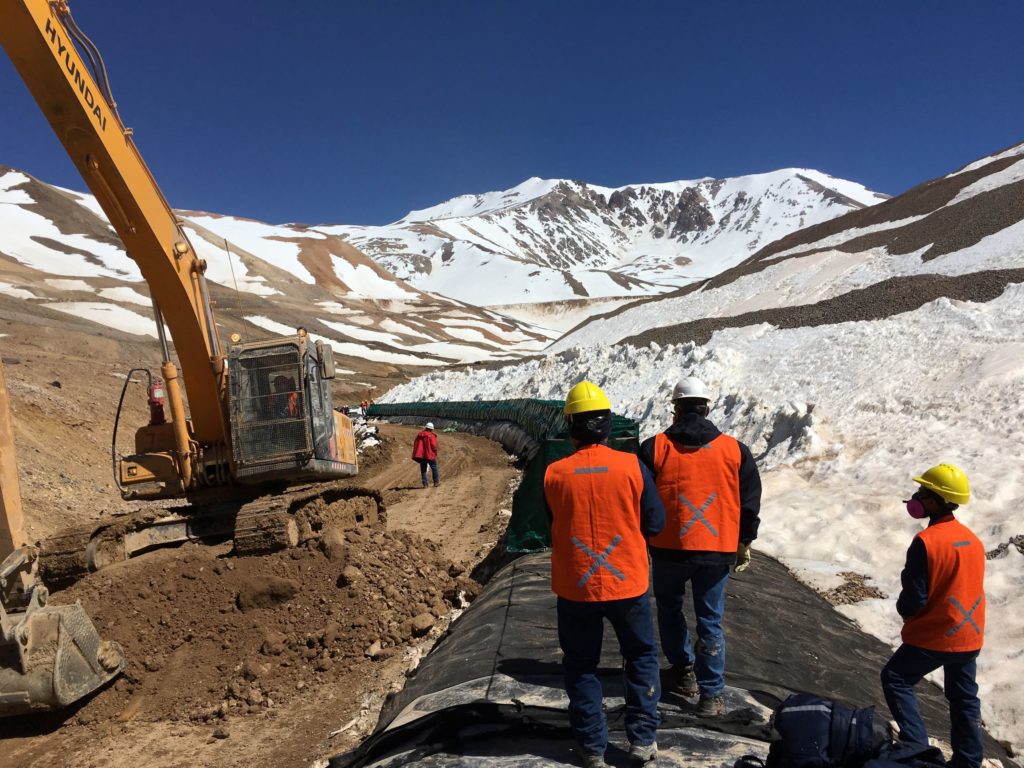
[881,464,986,768]
[639,377,761,718]
[544,381,665,767]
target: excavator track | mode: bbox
[38,483,386,589]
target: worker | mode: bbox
[544,381,665,767]
[271,375,299,418]
[412,422,439,488]
[881,463,985,768]
[639,377,761,717]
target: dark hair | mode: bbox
[674,399,709,416]
[568,410,612,444]
[918,487,958,513]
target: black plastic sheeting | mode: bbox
[330,552,1016,768]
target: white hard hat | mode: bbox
[671,377,711,402]
[425,422,434,430]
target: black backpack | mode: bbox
[765,693,886,768]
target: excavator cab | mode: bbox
[228,334,358,485]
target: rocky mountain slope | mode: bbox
[550,141,1024,351]
[0,166,554,392]
[318,171,886,308]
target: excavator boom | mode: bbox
[1,0,358,501]
[0,0,227,446]
[0,0,364,714]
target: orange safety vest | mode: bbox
[545,443,650,602]
[648,432,742,553]
[271,391,299,418]
[902,516,986,652]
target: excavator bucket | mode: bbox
[0,591,126,717]
[0,360,125,716]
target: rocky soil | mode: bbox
[1,362,519,768]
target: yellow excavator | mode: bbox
[0,0,375,713]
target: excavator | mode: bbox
[0,0,375,713]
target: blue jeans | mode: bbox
[557,594,661,756]
[416,459,438,486]
[881,644,983,768]
[651,558,730,696]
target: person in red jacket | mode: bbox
[412,422,439,488]
[881,463,985,768]
[544,381,665,767]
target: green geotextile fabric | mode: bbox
[367,400,640,552]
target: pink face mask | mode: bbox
[904,498,928,519]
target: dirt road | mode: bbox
[0,423,519,768]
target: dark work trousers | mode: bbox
[556,594,661,757]
[881,643,983,768]
[651,558,731,697]
[416,458,438,487]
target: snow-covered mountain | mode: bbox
[380,141,1024,750]
[0,164,886,365]
[551,142,1024,352]
[318,170,886,309]
[0,166,555,380]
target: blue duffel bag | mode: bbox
[766,693,886,768]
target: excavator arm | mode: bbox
[2,0,357,502]
[1,0,230,497]
[0,0,361,717]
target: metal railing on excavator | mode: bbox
[366,400,640,553]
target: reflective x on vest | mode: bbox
[571,535,625,586]
[649,432,742,553]
[678,492,719,538]
[947,595,983,638]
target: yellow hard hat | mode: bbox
[913,463,970,505]
[564,381,611,415]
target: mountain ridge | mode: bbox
[317,168,886,310]
[548,140,1024,352]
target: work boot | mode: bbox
[433,481,440,487]
[663,663,698,696]
[696,693,724,717]
[580,751,609,768]
[628,740,658,764]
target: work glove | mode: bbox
[734,543,752,573]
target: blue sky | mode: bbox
[2,1,1022,225]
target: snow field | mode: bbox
[382,286,1024,749]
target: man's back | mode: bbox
[640,413,761,557]
[545,443,651,603]
[412,430,438,460]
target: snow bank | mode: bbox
[382,286,1024,749]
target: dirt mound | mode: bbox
[52,519,476,729]
[1,423,519,767]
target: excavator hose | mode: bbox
[110,368,151,495]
